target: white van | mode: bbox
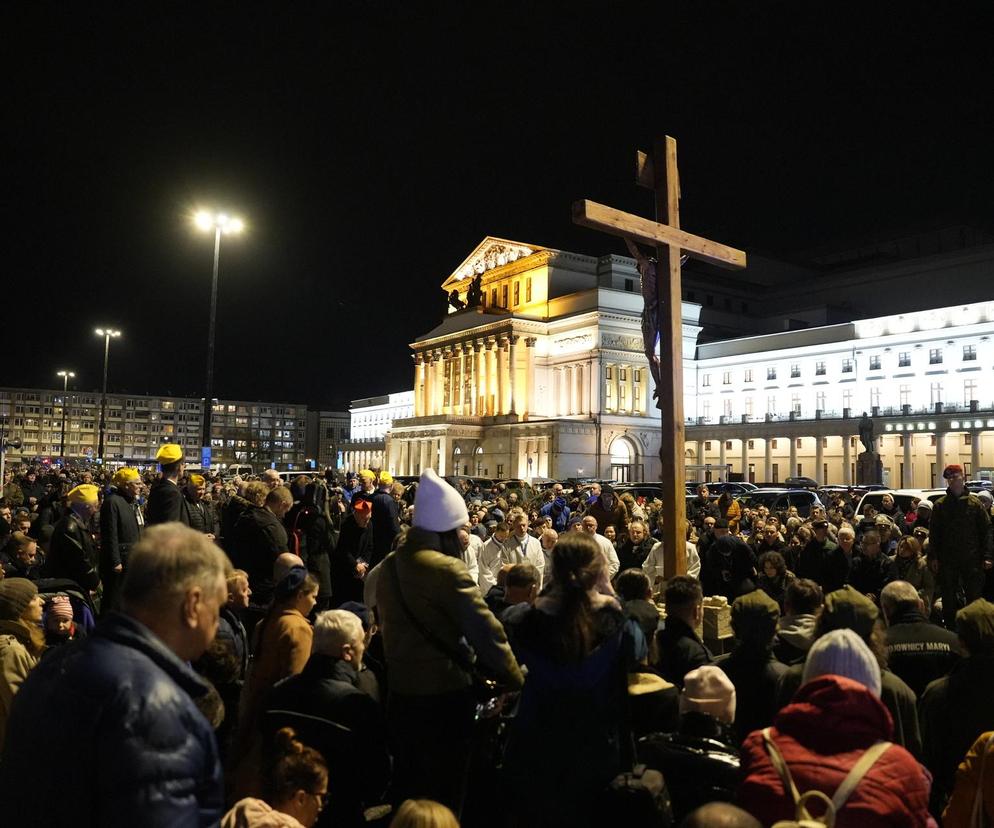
[854,488,945,521]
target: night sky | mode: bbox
[7,3,994,409]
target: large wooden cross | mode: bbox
[573,136,747,579]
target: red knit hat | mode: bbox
[46,594,74,622]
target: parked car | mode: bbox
[853,488,945,521]
[784,476,820,490]
[738,488,824,519]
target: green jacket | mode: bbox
[376,547,523,696]
[930,489,993,564]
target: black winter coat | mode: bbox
[656,616,712,687]
[231,506,288,601]
[796,537,849,592]
[369,490,400,568]
[145,478,190,527]
[99,488,141,571]
[0,612,223,827]
[264,654,391,827]
[884,606,961,699]
[46,512,100,591]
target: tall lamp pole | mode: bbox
[194,210,244,466]
[95,328,121,464]
[56,369,75,461]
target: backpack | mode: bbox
[762,727,892,827]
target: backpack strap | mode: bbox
[763,728,802,805]
[830,740,893,812]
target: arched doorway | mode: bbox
[609,436,640,482]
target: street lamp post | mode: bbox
[95,328,121,464]
[56,369,75,460]
[194,210,244,467]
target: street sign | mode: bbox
[201,446,212,469]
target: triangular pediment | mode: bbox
[442,237,548,289]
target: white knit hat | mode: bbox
[680,665,736,724]
[802,627,882,697]
[412,468,469,533]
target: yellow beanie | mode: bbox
[111,468,139,487]
[156,444,184,464]
[188,474,205,486]
[358,469,376,481]
[67,484,99,506]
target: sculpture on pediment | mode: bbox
[448,290,466,311]
[465,273,483,308]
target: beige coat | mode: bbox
[377,547,523,696]
[0,621,39,750]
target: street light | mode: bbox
[193,209,244,467]
[56,369,75,460]
[95,328,121,464]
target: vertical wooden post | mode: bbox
[654,136,687,577]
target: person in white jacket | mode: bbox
[642,536,702,585]
[505,509,546,588]
[478,523,510,594]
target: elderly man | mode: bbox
[99,467,142,613]
[145,443,189,526]
[505,507,548,587]
[46,484,101,592]
[1,523,231,825]
[580,514,621,578]
[261,468,282,490]
[264,609,391,825]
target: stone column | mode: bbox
[414,354,425,417]
[424,355,434,416]
[435,352,445,415]
[764,438,773,483]
[438,436,448,476]
[696,440,705,476]
[419,439,428,473]
[525,337,536,418]
[580,359,594,414]
[935,431,946,487]
[508,335,518,415]
[718,439,727,481]
[740,438,749,482]
[815,436,824,485]
[789,437,798,479]
[589,357,601,415]
[563,365,573,415]
[972,431,982,477]
[485,339,496,415]
[904,433,914,487]
[553,367,562,416]
[842,434,852,485]
[475,341,485,416]
[627,364,636,415]
[496,338,507,415]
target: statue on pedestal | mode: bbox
[858,412,875,455]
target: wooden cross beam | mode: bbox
[572,135,747,581]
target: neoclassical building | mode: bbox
[385,237,696,480]
[687,301,994,488]
[383,237,994,488]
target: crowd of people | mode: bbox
[0,451,993,826]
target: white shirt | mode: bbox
[478,536,506,594]
[642,540,701,581]
[590,532,621,578]
[503,532,546,588]
[462,537,480,587]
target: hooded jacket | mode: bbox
[773,613,818,664]
[739,675,933,827]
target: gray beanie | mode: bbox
[802,627,881,697]
[0,578,38,622]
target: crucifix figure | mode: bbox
[572,136,746,579]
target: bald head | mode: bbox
[880,579,923,620]
[274,553,305,584]
[681,803,761,828]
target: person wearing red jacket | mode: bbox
[738,628,934,827]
